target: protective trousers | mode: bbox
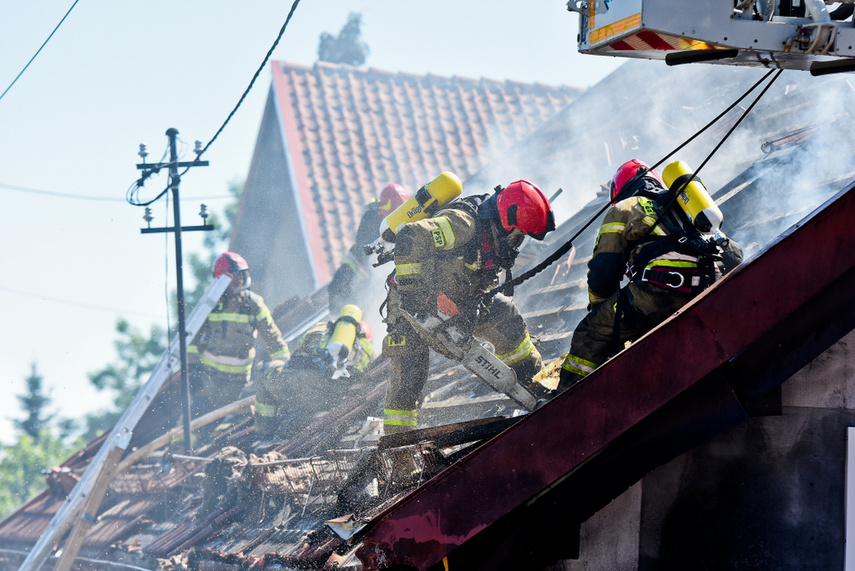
[189,366,247,419]
[183,366,247,443]
[560,284,690,390]
[382,292,542,434]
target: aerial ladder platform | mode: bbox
[569,0,855,75]
[352,179,855,569]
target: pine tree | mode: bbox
[14,364,53,442]
[0,368,82,518]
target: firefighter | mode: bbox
[328,183,410,314]
[382,180,556,434]
[188,252,291,419]
[558,159,743,391]
[254,304,375,440]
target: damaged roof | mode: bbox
[3,62,855,570]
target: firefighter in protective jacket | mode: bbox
[559,160,743,391]
[188,252,290,418]
[254,304,375,440]
[382,180,556,434]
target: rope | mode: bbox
[647,69,782,236]
[485,68,782,300]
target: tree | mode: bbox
[0,431,75,518]
[83,319,167,440]
[14,364,53,442]
[0,370,84,518]
[318,13,370,66]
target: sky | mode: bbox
[0,1,625,445]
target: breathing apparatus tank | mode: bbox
[661,161,724,234]
[378,171,463,242]
[325,304,363,375]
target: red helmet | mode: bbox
[496,180,555,241]
[213,252,251,290]
[377,183,409,217]
[610,159,664,201]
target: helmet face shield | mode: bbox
[527,209,555,241]
[226,269,250,291]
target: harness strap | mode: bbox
[638,266,714,294]
[480,228,496,272]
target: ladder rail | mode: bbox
[19,275,231,571]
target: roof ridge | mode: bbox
[272,60,580,91]
[254,60,580,289]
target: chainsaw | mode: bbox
[396,295,538,412]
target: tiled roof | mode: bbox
[4,63,855,571]
[271,61,581,284]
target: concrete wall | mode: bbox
[552,482,642,571]
[564,328,855,570]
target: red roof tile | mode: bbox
[270,61,580,286]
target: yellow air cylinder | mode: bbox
[661,161,723,234]
[325,304,363,363]
[379,171,462,242]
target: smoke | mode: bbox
[446,61,855,322]
[282,61,855,362]
[470,61,854,263]
[360,263,395,355]
[706,71,855,256]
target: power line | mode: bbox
[0,284,164,320]
[127,0,304,206]
[1,182,231,202]
[0,0,80,103]
[196,0,303,158]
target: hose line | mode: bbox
[485,68,782,300]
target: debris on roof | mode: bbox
[5,61,855,570]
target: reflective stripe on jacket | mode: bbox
[586,196,700,305]
[393,203,499,308]
[189,289,290,376]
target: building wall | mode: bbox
[557,482,642,571]
[230,92,316,309]
[564,328,855,570]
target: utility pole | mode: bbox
[137,127,211,454]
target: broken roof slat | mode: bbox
[354,182,855,570]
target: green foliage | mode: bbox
[14,364,53,441]
[185,179,243,309]
[318,13,370,66]
[0,369,85,519]
[84,319,167,440]
[0,430,82,518]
